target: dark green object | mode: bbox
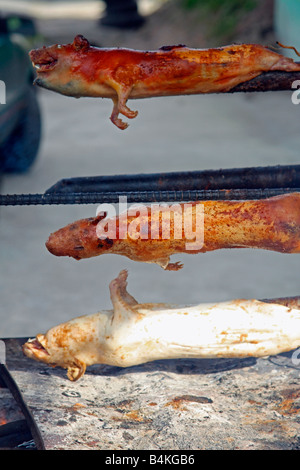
[182,0,257,38]
[0,15,42,173]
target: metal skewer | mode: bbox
[46,165,300,194]
[0,188,298,206]
[1,165,299,206]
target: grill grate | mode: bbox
[1,165,299,206]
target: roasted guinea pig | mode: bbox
[23,270,300,381]
[45,193,300,271]
[29,35,300,129]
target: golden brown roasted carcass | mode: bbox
[29,35,300,129]
[45,193,300,270]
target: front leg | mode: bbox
[153,257,184,271]
[110,97,129,130]
[165,261,184,271]
[109,269,138,308]
[109,270,139,326]
[109,84,138,130]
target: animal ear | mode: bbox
[73,35,90,52]
[95,211,107,222]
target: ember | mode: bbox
[0,417,7,426]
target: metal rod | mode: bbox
[45,165,300,195]
[230,67,300,93]
[0,188,298,206]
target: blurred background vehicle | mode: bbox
[0,13,41,174]
[100,0,145,29]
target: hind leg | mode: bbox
[109,84,138,129]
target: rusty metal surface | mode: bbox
[3,338,300,450]
[1,188,298,206]
[231,68,300,93]
[45,165,300,194]
[1,164,300,206]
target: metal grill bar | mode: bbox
[0,188,298,206]
[45,165,300,195]
[230,67,300,93]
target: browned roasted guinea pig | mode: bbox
[29,35,300,129]
[45,193,300,270]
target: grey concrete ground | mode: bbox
[1,15,300,338]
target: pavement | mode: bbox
[0,12,300,338]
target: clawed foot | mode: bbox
[121,105,138,120]
[110,115,129,130]
[110,96,138,130]
[165,262,184,271]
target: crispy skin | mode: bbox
[29,35,300,129]
[46,193,300,270]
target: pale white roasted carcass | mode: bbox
[23,271,300,381]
